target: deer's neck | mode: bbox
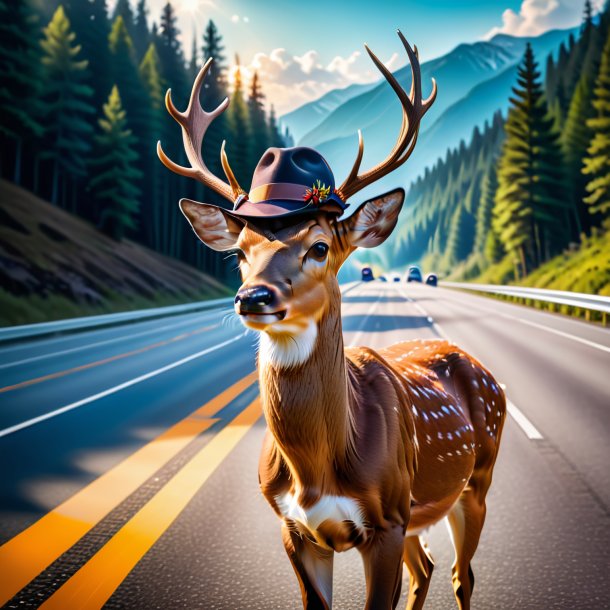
[258,293,354,502]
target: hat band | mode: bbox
[249,182,310,203]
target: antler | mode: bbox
[337,30,437,201]
[157,58,245,202]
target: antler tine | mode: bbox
[338,31,437,201]
[157,58,242,203]
[221,140,247,197]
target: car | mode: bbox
[361,267,374,282]
[407,265,423,282]
[393,275,401,282]
[378,275,388,282]
[425,273,438,287]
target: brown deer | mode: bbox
[159,31,506,610]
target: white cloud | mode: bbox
[484,0,604,39]
[245,48,397,114]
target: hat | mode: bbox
[230,147,348,219]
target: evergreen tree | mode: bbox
[89,86,142,240]
[64,0,112,113]
[0,0,44,184]
[189,29,198,80]
[112,0,136,42]
[248,71,269,164]
[39,6,95,206]
[200,19,228,178]
[563,72,595,232]
[492,44,568,274]
[268,104,284,146]
[133,0,151,59]
[157,1,188,104]
[227,56,251,187]
[583,32,610,218]
[474,164,498,254]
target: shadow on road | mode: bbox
[343,314,431,332]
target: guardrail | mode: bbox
[0,282,362,345]
[442,282,610,317]
[0,297,234,344]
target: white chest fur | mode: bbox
[258,319,318,368]
[275,492,367,541]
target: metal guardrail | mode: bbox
[0,282,361,345]
[442,282,610,315]
[0,297,234,344]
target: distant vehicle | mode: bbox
[361,267,374,282]
[407,265,423,282]
[425,273,438,287]
[394,275,401,282]
[379,275,388,282]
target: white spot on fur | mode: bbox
[258,319,318,368]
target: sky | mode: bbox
[133,0,595,114]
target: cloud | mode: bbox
[484,0,604,39]
[245,48,397,114]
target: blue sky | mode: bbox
[137,0,592,113]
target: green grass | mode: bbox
[447,226,610,325]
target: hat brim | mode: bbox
[231,194,347,219]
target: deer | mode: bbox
[158,30,506,610]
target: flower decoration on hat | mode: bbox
[303,180,331,207]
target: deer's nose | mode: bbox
[235,285,277,313]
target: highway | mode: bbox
[0,281,608,609]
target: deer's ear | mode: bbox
[340,188,404,248]
[179,199,245,251]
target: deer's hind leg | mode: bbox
[446,482,488,610]
[403,535,434,610]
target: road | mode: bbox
[0,281,609,609]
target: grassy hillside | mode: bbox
[0,181,232,326]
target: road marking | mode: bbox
[398,288,449,339]
[0,333,247,439]
[348,295,382,347]
[441,288,610,354]
[0,371,258,606]
[0,324,220,393]
[40,397,263,610]
[0,311,224,370]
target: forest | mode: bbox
[0,0,291,283]
[392,1,610,290]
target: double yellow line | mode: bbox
[0,371,261,607]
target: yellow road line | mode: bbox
[41,397,263,610]
[0,324,220,394]
[0,371,258,606]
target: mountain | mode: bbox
[279,81,377,143]
[284,28,576,203]
[0,181,231,325]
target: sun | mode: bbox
[179,0,202,14]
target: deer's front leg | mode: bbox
[360,523,405,610]
[281,522,334,610]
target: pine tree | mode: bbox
[64,0,112,113]
[227,56,251,186]
[112,0,136,42]
[157,2,188,105]
[268,104,284,147]
[583,32,610,218]
[474,164,498,254]
[133,0,150,59]
[139,43,166,249]
[39,6,95,206]
[89,86,142,240]
[563,72,595,232]
[0,0,44,184]
[189,30,198,80]
[492,44,568,274]
[248,71,269,165]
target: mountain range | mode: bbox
[280,28,577,203]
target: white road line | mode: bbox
[0,311,227,370]
[0,333,247,439]
[347,294,382,348]
[398,287,449,339]
[404,289,544,440]
[441,288,610,354]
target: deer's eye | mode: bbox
[308,242,329,261]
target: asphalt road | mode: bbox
[0,281,608,609]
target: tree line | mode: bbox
[0,0,292,281]
[393,0,610,281]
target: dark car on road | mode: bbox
[361,267,374,282]
[425,273,438,286]
[407,265,423,282]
